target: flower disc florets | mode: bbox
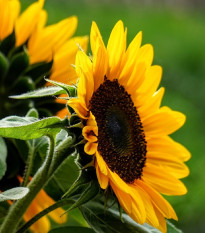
[89,77,147,183]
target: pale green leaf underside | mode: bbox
[0,116,62,140]
[0,187,29,202]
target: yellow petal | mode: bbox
[142,163,187,195]
[82,126,98,142]
[50,36,89,84]
[136,44,154,67]
[137,180,178,220]
[138,87,165,119]
[153,206,167,233]
[108,169,130,194]
[110,180,133,215]
[29,16,78,63]
[129,192,146,224]
[35,189,67,224]
[15,0,43,46]
[76,51,94,105]
[138,65,162,99]
[96,163,109,189]
[142,107,186,137]
[147,135,191,162]
[84,142,98,155]
[90,21,105,55]
[107,20,126,80]
[68,98,88,119]
[0,0,20,40]
[123,62,147,96]
[146,152,190,178]
[95,151,108,175]
[25,203,50,233]
[56,108,70,119]
[48,209,67,225]
[111,181,146,225]
[119,31,142,83]
[93,38,108,91]
[131,184,159,228]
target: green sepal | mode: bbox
[24,60,53,82]
[11,76,35,94]
[62,169,94,199]
[0,116,66,140]
[0,52,9,79]
[0,137,7,180]
[10,86,67,99]
[0,187,29,202]
[45,78,77,97]
[0,31,15,56]
[64,179,99,213]
[6,48,29,81]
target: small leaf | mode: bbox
[48,226,95,233]
[26,108,39,118]
[0,116,64,140]
[0,52,9,79]
[0,137,7,180]
[10,86,67,99]
[45,79,77,97]
[0,187,29,202]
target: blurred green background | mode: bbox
[21,0,205,232]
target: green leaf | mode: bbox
[0,52,9,79]
[0,31,15,55]
[167,221,182,233]
[6,49,29,80]
[0,187,29,202]
[0,137,7,180]
[45,155,79,200]
[81,200,151,233]
[10,86,67,99]
[0,116,64,140]
[48,226,95,233]
[24,60,53,81]
[45,79,77,97]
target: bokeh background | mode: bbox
[21,0,205,232]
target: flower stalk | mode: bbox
[0,134,75,233]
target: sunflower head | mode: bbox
[0,0,88,118]
[68,20,191,232]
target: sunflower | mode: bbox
[68,21,190,232]
[0,0,88,118]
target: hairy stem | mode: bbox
[22,140,35,187]
[0,136,55,233]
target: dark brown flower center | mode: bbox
[89,78,147,183]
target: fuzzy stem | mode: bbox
[0,135,55,233]
[22,140,35,187]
